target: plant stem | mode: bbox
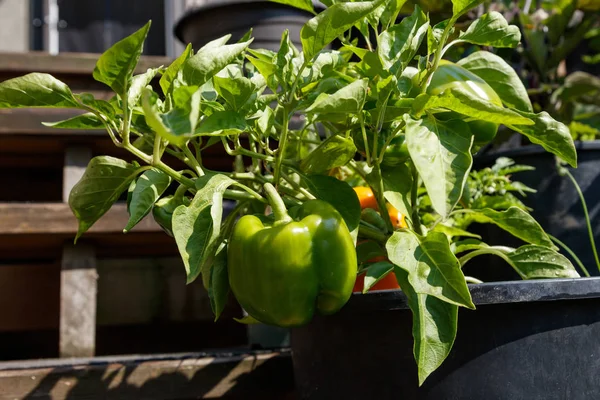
[122,93,131,146]
[561,168,600,274]
[371,161,394,233]
[420,19,455,93]
[182,143,205,176]
[465,276,483,284]
[274,107,290,187]
[234,182,267,203]
[288,61,309,104]
[264,183,292,224]
[548,234,591,278]
[281,171,316,200]
[410,161,423,235]
[359,112,371,166]
[224,189,267,204]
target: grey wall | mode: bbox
[0,0,29,52]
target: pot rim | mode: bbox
[174,0,325,44]
[347,277,600,313]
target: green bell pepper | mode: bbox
[427,60,503,145]
[227,183,357,327]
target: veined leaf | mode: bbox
[301,0,385,60]
[363,261,395,293]
[93,21,151,95]
[0,73,79,108]
[452,0,485,19]
[457,12,521,48]
[208,245,230,321]
[457,51,532,112]
[160,43,193,95]
[300,135,357,174]
[43,113,105,130]
[404,115,473,218]
[69,156,141,241]
[387,230,475,309]
[378,5,429,74]
[306,78,368,115]
[195,110,249,136]
[382,163,413,219]
[124,169,171,233]
[395,267,458,386]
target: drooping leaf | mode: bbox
[457,51,532,112]
[303,175,361,234]
[507,111,577,168]
[404,115,473,218]
[506,245,580,279]
[160,43,193,96]
[124,169,171,233]
[195,110,249,136]
[386,230,475,309]
[457,12,521,48]
[43,113,105,130]
[181,39,253,87]
[301,0,385,60]
[0,73,79,108]
[413,90,533,126]
[300,135,357,174]
[208,245,230,321]
[394,267,458,386]
[378,5,429,74]
[69,156,141,241]
[172,174,238,284]
[306,78,368,115]
[93,21,151,95]
[464,207,555,248]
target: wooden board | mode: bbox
[0,203,162,235]
[0,351,295,400]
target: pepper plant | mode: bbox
[0,0,582,385]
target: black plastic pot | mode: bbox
[175,0,323,52]
[291,277,600,399]
[473,141,600,278]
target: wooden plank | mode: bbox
[0,108,108,136]
[0,351,295,400]
[0,52,171,76]
[0,203,162,234]
[60,244,97,358]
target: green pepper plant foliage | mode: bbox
[0,0,582,385]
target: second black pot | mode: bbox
[291,278,600,399]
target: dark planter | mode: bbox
[291,277,600,399]
[472,141,600,278]
[174,0,323,52]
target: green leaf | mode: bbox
[465,207,555,248]
[507,111,577,168]
[0,73,79,108]
[172,174,238,284]
[451,0,485,19]
[160,43,193,96]
[301,0,385,60]
[303,175,361,234]
[69,156,140,241]
[363,261,395,293]
[276,30,301,91]
[382,163,413,219]
[181,39,253,87]
[306,78,368,115]
[196,110,249,136]
[457,51,532,112]
[269,0,315,14]
[413,90,533,126]
[506,245,580,279]
[129,67,161,108]
[394,267,458,386]
[43,113,105,130]
[357,240,386,264]
[387,230,475,309]
[404,115,473,218]
[208,245,230,321]
[300,135,357,174]
[142,88,201,146]
[93,21,151,95]
[123,169,171,233]
[213,65,256,111]
[433,224,482,240]
[378,5,429,74]
[77,94,115,118]
[457,12,521,48]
